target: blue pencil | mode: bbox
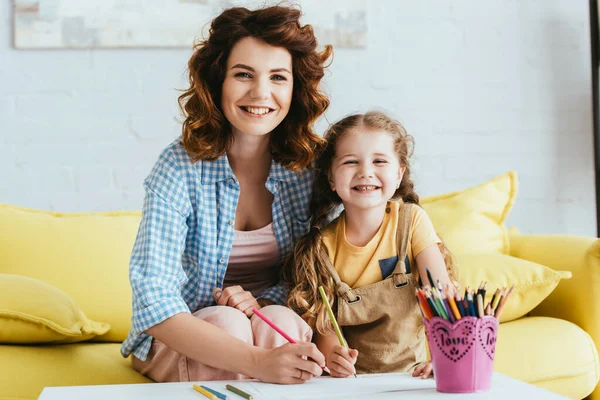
[467,293,477,317]
[455,293,466,318]
[201,385,229,400]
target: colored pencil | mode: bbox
[476,293,484,318]
[425,291,440,318]
[495,285,514,320]
[317,287,346,346]
[490,289,500,310]
[416,289,433,320]
[433,291,449,320]
[201,385,228,400]
[493,288,504,313]
[426,267,435,287]
[480,282,487,302]
[447,292,462,320]
[443,297,456,322]
[252,308,297,343]
[455,292,466,318]
[317,286,357,377]
[467,292,476,317]
[225,384,254,400]
[193,385,218,400]
[252,308,331,374]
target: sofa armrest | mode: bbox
[509,227,600,348]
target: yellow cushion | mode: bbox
[421,171,517,254]
[495,317,600,400]
[456,253,571,322]
[0,203,141,342]
[0,274,110,344]
[0,343,151,400]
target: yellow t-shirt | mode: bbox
[321,201,441,288]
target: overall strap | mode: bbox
[319,247,359,303]
[392,201,416,286]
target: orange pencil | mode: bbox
[445,286,462,320]
[495,285,514,320]
[415,289,433,320]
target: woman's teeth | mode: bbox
[242,106,272,115]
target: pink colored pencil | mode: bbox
[252,308,297,343]
[252,308,330,374]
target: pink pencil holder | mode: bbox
[423,316,498,393]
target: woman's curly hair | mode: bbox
[178,5,332,171]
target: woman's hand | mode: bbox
[412,361,434,379]
[325,344,358,378]
[253,342,326,384]
[213,286,260,317]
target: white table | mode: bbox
[38,373,569,400]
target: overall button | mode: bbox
[219,258,226,264]
[228,220,234,226]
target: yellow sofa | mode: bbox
[0,171,599,400]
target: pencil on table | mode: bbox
[225,384,254,400]
[200,385,228,400]
[193,384,218,400]
[318,286,357,378]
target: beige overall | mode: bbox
[323,202,427,374]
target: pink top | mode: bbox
[223,222,280,297]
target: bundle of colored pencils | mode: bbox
[415,273,513,322]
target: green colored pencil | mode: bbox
[318,286,357,378]
[318,286,346,346]
[225,384,253,400]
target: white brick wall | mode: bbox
[0,1,596,236]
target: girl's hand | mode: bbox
[325,344,358,378]
[213,286,260,317]
[253,342,326,384]
[412,361,434,379]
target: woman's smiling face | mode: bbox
[221,36,294,139]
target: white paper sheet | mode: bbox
[231,373,436,400]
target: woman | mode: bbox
[120,5,332,384]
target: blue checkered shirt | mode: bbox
[120,139,314,361]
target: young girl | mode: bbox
[284,111,458,379]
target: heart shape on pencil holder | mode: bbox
[430,318,477,363]
[478,317,498,361]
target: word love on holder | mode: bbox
[424,315,498,393]
[416,274,507,393]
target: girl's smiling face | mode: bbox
[329,128,405,213]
